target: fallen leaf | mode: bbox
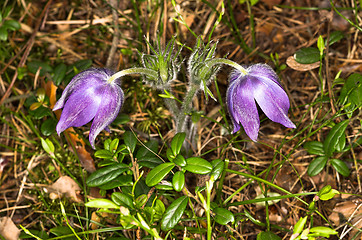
[47,176,83,202]
[0,217,20,240]
[286,56,320,71]
[328,201,362,225]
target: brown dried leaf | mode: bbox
[0,217,20,240]
[328,201,362,225]
[286,56,320,71]
[47,176,83,203]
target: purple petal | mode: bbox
[227,77,260,141]
[89,84,124,148]
[56,84,102,134]
[53,68,112,111]
[251,76,296,129]
[247,63,283,88]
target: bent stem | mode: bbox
[107,67,158,84]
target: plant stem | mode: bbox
[108,68,158,84]
[176,83,199,133]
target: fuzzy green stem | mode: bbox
[107,67,158,84]
[203,58,248,75]
[206,180,214,240]
[176,83,199,133]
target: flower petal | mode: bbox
[247,63,283,88]
[227,76,260,141]
[89,84,124,148]
[252,76,296,129]
[53,68,112,111]
[56,84,102,134]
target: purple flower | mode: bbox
[53,68,124,149]
[226,64,296,141]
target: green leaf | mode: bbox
[30,105,51,119]
[210,159,224,180]
[303,141,324,155]
[123,131,137,153]
[111,192,133,208]
[309,226,338,235]
[171,132,186,157]
[307,156,328,176]
[134,194,148,209]
[339,73,362,107]
[161,196,189,231]
[293,216,307,234]
[329,31,344,46]
[94,149,113,159]
[138,157,163,169]
[257,231,281,240]
[213,208,235,225]
[318,185,339,201]
[27,60,53,76]
[99,175,133,190]
[323,120,349,157]
[136,139,158,159]
[85,199,119,209]
[317,35,325,55]
[109,138,119,153]
[330,159,350,177]
[184,157,212,174]
[41,138,55,155]
[40,118,57,136]
[294,47,320,64]
[173,154,186,167]
[111,113,130,125]
[0,27,8,41]
[145,162,175,186]
[52,63,67,86]
[86,163,128,187]
[3,19,21,30]
[49,226,73,237]
[172,171,185,192]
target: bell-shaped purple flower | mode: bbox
[226,63,296,141]
[53,68,124,149]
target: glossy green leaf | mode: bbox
[330,159,350,177]
[293,216,307,234]
[49,226,73,237]
[136,139,158,159]
[41,138,55,155]
[171,132,186,156]
[94,149,113,159]
[28,60,53,76]
[318,185,339,200]
[52,63,67,86]
[3,19,21,30]
[145,162,175,186]
[40,118,57,136]
[210,159,224,180]
[109,138,119,153]
[317,35,324,55]
[257,231,281,240]
[307,156,328,176]
[86,163,128,187]
[172,171,185,192]
[99,175,133,190]
[123,131,137,153]
[184,157,212,174]
[303,141,324,155]
[309,226,338,235]
[213,208,235,225]
[173,154,186,167]
[339,73,362,107]
[323,120,349,157]
[0,27,8,41]
[134,194,148,209]
[85,199,119,209]
[294,47,320,64]
[329,31,344,46]
[138,157,163,169]
[161,196,188,231]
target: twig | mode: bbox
[106,0,120,69]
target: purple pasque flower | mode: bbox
[53,68,124,149]
[226,63,296,141]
